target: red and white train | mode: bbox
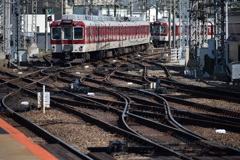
[50,14,150,62]
[150,18,214,48]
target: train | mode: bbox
[50,14,150,62]
[150,18,215,48]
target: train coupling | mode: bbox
[64,52,71,60]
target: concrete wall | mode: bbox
[36,33,51,51]
[26,15,54,33]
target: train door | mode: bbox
[62,27,73,59]
[121,22,125,54]
[51,27,61,54]
[117,24,119,47]
[93,21,97,51]
[102,22,107,50]
[96,21,103,51]
[105,22,110,50]
[119,22,123,48]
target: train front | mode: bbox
[50,19,86,62]
[150,21,167,47]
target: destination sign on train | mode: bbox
[61,20,73,24]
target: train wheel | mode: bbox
[90,52,97,60]
[146,43,150,50]
[135,46,140,56]
[118,48,124,55]
[100,51,105,59]
[113,50,118,56]
[106,50,112,58]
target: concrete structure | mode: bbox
[26,15,53,35]
[130,2,167,22]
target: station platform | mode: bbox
[0,118,58,160]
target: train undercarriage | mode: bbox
[152,40,168,48]
[52,43,149,64]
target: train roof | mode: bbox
[62,14,144,22]
[51,14,149,27]
[151,17,215,25]
[156,17,214,23]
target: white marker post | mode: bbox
[43,85,45,114]
[37,90,50,111]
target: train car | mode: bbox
[150,18,214,48]
[150,18,179,48]
[50,14,150,62]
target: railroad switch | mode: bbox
[155,87,177,94]
[108,140,128,152]
[69,79,88,93]
[88,140,154,153]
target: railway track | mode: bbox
[0,52,240,159]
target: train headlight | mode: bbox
[52,46,55,51]
[79,46,83,51]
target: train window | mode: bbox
[152,26,160,34]
[161,26,166,34]
[74,27,83,39]
[64,27,72,39]
[52,28,61,39]
[150,26,153,33]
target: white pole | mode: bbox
[43,85,45,114]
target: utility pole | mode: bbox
[130,1,133,17]
[145,0,150,22]
[5,0,10,64]
[31,0,37,44]
[89,0,93,15]
[173,0,176,48]
[225,1,229,70]
[168,0,172,49]
[44,0,48,53]
[214,0,226,74]
[156,0,159,21]
[0,0,10,66]
[61,0,63,16]
[107,5,110,16]
[180,0,189,61]
[114,0,117,17]
[85,0,88,15]
[12,0,27,66]
[45,8,48,53]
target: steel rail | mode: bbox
[131,110,240,133]
[55,77,240,156]
[98,68,240,118]
[5,85,192,159]
[61,69,240,120]
[1,89,94,160]
[88,66,240,155]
